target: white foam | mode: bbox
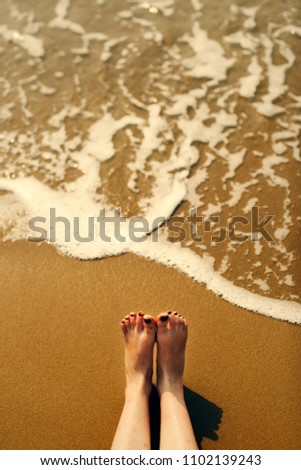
[186,152,215,207]
[219,255,229,274]
[254,155,289,188]
[48,105,81,128]
[284,274,295,287]
[254,240,263,256]
[224,31,258,52]
[272,142,286,155]
[181,22,235,84]
[243,197,258,213]
[145,0,175,16]
[54,71,64,79]
[71,33,107,55]
[118,11,133,20]
[128,104,167,191]
[85,113,144,162]
[55,0,70,18]
[131,17,153,28]
[241,6,260,30]
[1,175,300,324]
[118,79,146,110]
[166,89,207,116]
[0,25,44,57]
[143,30,163,44]
[17,84,33,120]
[49,17,85,35]
[0,103,14,121]
[0,77,11,97]
[253,278,270,292]
[223,149,247,181]
[273,25,301,38]
[239,56,262,98]
[226,180,257,208]
[253,35,295,116]
[100,37,127,62]
[38,83,56,95]
[49,0,85,34]
[190,0,203,12]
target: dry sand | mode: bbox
[0,240,300,449]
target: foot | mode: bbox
[121,312,156,398]
[156,311,188,396]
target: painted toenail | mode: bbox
[138,312,144,317]
[174,312,178,315]
[167,310,172,314]
[160,315,168,322]
[144,318,151,324]
[130,314,135,317]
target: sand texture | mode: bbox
[0,241,300,449]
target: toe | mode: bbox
[124,315,130,330]
[143,315,156,331]
[137,311,144,331]
[129,312,137,327]
[121,317,128,333]
[120,320,126,333]
[157,312,169,328]
[168,311,178,325]
[179,315,186,330]
[173,311,179,320]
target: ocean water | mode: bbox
[0,0,300,323]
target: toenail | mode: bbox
[160,315,168,322]
[167,310,172,314]
[130,314,135,317]
[174,312,178,315]
[138,312,144,317]
[144,318,151,324]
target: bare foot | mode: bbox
[121,311,156,398]
[156,311,188,396]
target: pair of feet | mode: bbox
[121,311,188,397]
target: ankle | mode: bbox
[157,377,184,399]
[125,378,152,400]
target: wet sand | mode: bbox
[0,240,300,449]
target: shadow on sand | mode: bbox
[149,386,223,450]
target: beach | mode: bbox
[0,0,301,450]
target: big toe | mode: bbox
[143,315,156,333]
[157,312,169,329]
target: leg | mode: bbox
[111,312,156,450]
[156,311,198,450]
